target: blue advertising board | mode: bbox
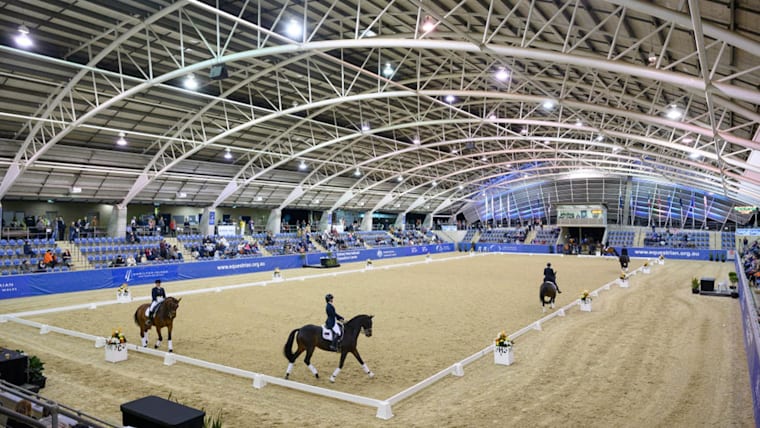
[0,244,455,300]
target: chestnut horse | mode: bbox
[133,297,181,352]
[540,281,558,313]
[284,314,374,383]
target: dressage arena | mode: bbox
[0,253,754,427]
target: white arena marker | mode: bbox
[163,353,176,366]
[0,316,7,323]
[533,321,542,331]
[215,288,222,293]
[452,362,464,377]
[39,325,50,334]
[557,309,565,317]
[591,291,599,297]
[89,303,97,310]
[376,402,394,420]
[253,374,266,389]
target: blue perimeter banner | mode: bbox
[0,243,455,300]
[735,256,760,427]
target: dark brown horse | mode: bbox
[284,314,374,383]
[540,281,557,313]
[133,297,181,352]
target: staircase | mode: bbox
[55,240,87,270]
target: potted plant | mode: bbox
[721,252,727,263]
[691,277,700,294]
[728,272,738,289]
[493,331,514,365]
[27,354,46,389]
[709,252,714,261]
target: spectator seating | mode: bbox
[721,232,736,250]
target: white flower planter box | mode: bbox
[116,291,132,303]
[658,259,665,265]
[494,346,514,366]
[619,278,629,288]
[642,267,650,274]
[580,300,592,312]
[105,343,127,363]
[272,273,283,282]
[365,263,374,270]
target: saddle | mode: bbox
[321,323,343,340]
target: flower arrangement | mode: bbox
[580,290,592,302]
[107,328,126,345]
[494,331,513,349]
[366,259,373,265]
[273,267,281,277]
[117,283,128,294]
[659,254,665,260]
[619,272,628,280]
[643,261,649,267]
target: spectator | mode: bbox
[61,249,72,267]
[43,249,56,268]
[7,399,34,428]
[36,259,48,272]
[114,254,126,267]
[22,240,33,256]
[126,254,137,266]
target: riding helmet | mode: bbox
[325,293,333,302]
[546,262,551,267]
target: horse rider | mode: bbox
[145,279,166,327]
[543,262,562,293]
[325,293,344,351]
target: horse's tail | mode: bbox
[133,307,140,326]
[283,328,299,362]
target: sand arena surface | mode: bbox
[0,253,755,427]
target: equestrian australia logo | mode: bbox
[124,270,133,282]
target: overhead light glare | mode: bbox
[542,100,556,110]
[666,105,683,120]
[397,175,403,182]
[422,16,435,32]
[15,25,33,48]
[285,19,302,39]
[495,68,510,82]
[299,161,307,170]
[224,148,232,159]
[412,135,421,145]
[445,94,455,103]
[184,73,199,90]
[255,196,263,202]
[176,192,187,198]
[361,122,370,132]
[70,186,82,194]
[354,168,361,176]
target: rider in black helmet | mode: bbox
[325,293,344,351]
[543,262,562,293]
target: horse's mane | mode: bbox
[346,314,372,324]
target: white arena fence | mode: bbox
[0,253,651,419]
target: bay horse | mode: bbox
[619,248,630,271]
[133,297,181,352]
[540,281,558,313]
[284,314,374,383]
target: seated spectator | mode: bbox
[7,399,34,428]
[22,240,33,256]
[43,249,56,268]
[61,249,72,267]
[20,259,32,273]
[126,255,137,266]
[114,254,126,267]
[36,259,48,272]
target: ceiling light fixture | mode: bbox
[445,94,455,103]
[354,168,361,176]
[116,132,127,146]
[361,122,370,132]
[286,19,302,39]
[458,184,464,190]
[488,114,497,121]
[224,148,232,159]
[184,73,199,90]
[422,16,435,32]
[575,120,583,127]
[397,176,403,182]
[412,135,421,145]
[15,25,33,48]
[299,161,307,170]
[382,62,394,78]
[495,67,510,81]
[542,100,556,110]
[666,105,683,120]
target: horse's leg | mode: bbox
[140,325,148,347]
[166,323,173,352]
[285,346,306,379]
[329,351,349,383]
[303,346,319,378]
[154,326,163,349]
[351,349,374,379]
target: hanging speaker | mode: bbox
[209,63,228,80]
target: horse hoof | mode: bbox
[315,373,319,379]
[154,345,158,349]
[285,374,289,380]
[169,350,173,353]
[329,376,336,383]
[368,372,375,378]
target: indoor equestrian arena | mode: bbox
[0,253,753,426]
